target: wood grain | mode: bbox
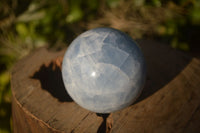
[11,40,200,133]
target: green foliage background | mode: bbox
[0,0,200,132]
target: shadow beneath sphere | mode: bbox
[96,113,111,133]
[135,40,191,103]
[31,62,73,102]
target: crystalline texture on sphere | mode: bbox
[62,27,146,113]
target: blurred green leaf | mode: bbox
[151,0,162,7]
[179,42,190,51]
[0,72,9,89]
[171,38,178,49]
[189,8,200,25]
[16,23,29,38]
[106,0,120,8]
[66,7,83,23]
[171,38,190,51]
[85,0,99,10]
[0,71,11,133]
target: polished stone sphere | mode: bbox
[62,27,146,113]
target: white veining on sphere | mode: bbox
[79,30,99,38]
[120,56,141,79]
[76,32,110,58]
[62,27,146,113]
[78,39,102,58]
[89,44,130,68]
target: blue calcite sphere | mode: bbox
[62,27,146,113]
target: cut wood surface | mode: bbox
[11,40,200,133]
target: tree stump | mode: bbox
[11,40,200,133]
